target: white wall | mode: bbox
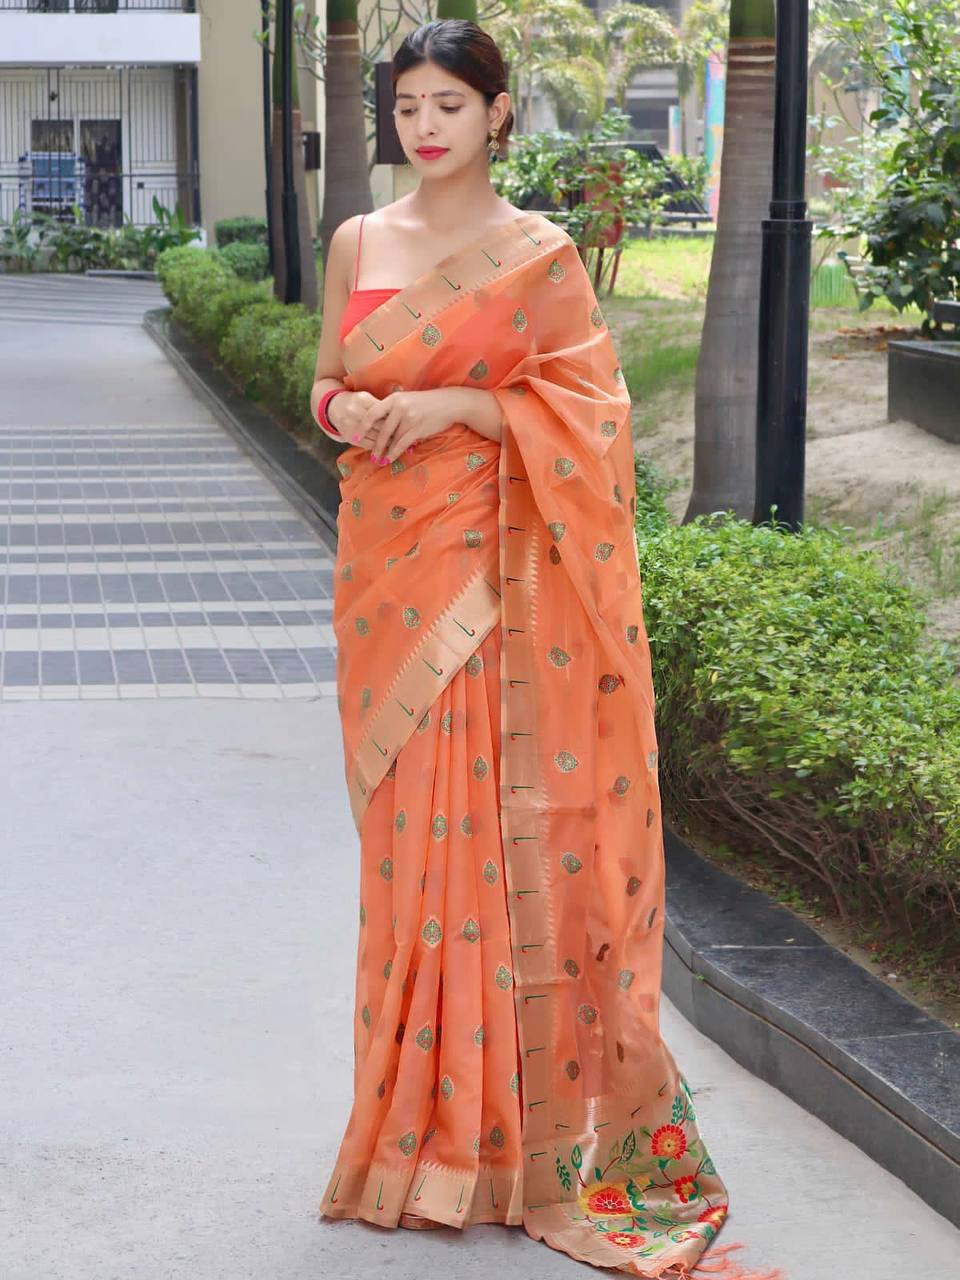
[0,13,200,66]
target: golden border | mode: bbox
[342,212,570,378]
[320,1158,524,1229]
[348,562,501,830]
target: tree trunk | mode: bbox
[318,2,373,269]
[270,2,319,310]
[684,0,776,524]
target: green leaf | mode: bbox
[571,1143,583,1169]
[622,1129,637,1161]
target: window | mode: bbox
[31,120,75,153]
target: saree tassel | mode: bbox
[685,1240,783,1279]
[640,1239,783,1280]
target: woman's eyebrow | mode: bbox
[395,89,467,100]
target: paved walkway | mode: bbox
[1,276,956,1279]
[0,273,336,700]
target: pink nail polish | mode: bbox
[371,454,379,463]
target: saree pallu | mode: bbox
[320,214,776,1280]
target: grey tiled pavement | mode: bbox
[0,274,337,700]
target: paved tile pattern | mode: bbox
[0,272,164,329]
[0,276,339,701]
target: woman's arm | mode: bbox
[309,216,362,439]
[442,386,506,444]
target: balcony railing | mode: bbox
[0,3,196,12]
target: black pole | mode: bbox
[279,0,301,304]
[261,0,274,278]
[188,66,201,228]
[753,0,812,531]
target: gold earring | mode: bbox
[487,128,500,154]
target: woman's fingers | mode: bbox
[372,406,402,464]
[359,395,389,442]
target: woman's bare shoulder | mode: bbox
[328,213,364,262]
[515,207,571,240]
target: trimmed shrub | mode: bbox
[156,245,231,312]
[157,243,325,436]
[219,299,320,427]
[283,342,323,430]
[217,299,290,399]
[633,454,673,538]
[633,480,960,964]
[156,246,268,347]
[190,279,272,348]
[215,216,268,248]
[219,240,270,281]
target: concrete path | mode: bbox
[0,273,336,700]
[1,276,957,1279]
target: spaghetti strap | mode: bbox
[354,214,366,291]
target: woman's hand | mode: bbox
[362,389,464,465]
[327,390,387,448]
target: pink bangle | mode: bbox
[316,388,346,438]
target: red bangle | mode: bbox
[316,388,346,437]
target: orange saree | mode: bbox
[319,212,776,1279]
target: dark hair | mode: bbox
[392,19,514,158]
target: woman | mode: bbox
[310,19,777,1280]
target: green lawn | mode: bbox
[606,235,923,417]
[612,233,924,311]
[613,235,714,302]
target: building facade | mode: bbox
[0,2,203,230]
[0,1,701,244]
[0,0,326,243]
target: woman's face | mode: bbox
[393,59,508,173]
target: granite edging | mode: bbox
[662,827,959,1229]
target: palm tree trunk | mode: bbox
[318,0,373,268]
[271,1,319,310]
[684,0,776,523]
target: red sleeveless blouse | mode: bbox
[339,287,399,344]
[322,219,399,438]
[339,214,400,343]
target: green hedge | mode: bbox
[155,245,270,347]
[156,243,322,436]
[156,244,231,309]
[634,458,960,965]
[214,216,268,248]
[219,240,270,281]
[220,299,321,425]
